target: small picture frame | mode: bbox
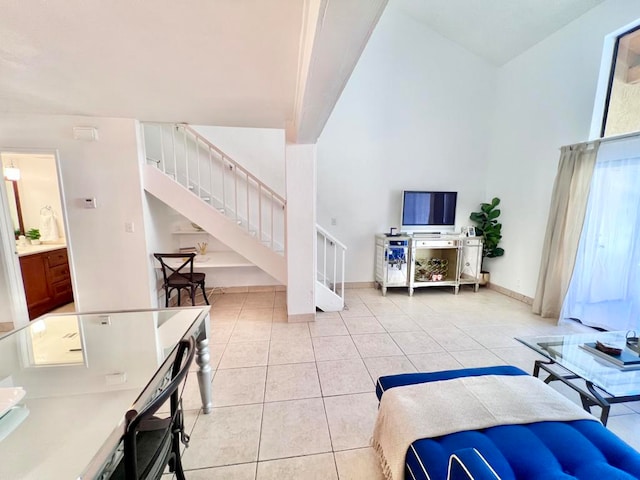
[463,226,476,237]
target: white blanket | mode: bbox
[372,374,597,480]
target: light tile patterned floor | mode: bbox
[174,287,640,479]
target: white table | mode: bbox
[0,307,211,479]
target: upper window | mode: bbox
[601,26,640,138]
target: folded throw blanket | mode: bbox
[372,374,597,480]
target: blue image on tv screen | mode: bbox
[402,191,457,226]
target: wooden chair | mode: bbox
[109,336,195,480]
[154,253,209,307]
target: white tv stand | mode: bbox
[375,234,483,296]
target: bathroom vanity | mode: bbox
[18,245,73,319]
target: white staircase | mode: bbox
[316,225,346,311]
[141,123,287,284]
[141,122,346,311]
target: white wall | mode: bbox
[0,114,154,312]
[286,144,316,320]
[316,4,497,282]
[192,125,286,197]
[485,0,640,297]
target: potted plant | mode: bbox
[470,197,504,285]
[26,228,41,245]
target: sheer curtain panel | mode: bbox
[533,143,599,318]
[560,135,640,331]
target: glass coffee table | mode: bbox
[517,331,640,425]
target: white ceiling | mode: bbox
[0,0,304,127]
[0,0,607,130]
[394,0,604,66]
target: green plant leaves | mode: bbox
[469,197,504,268]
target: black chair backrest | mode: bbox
[122,336,195,479]
[154,253,196,284]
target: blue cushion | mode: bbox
[447,448,501,480]
[375,365,528,400]
[377,367,640,480]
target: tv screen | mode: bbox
[402,191,457,227]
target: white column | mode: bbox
[285,144,316,322]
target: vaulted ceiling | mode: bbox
[396,0,604,66]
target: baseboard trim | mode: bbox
[488,283,533,305]
[217,285,286,293]
[345,282,376,289]
[287,312,315,323]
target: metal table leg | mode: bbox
[196,327,213,414]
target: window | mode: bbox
[601,26,640,138]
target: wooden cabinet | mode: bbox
[20,248,73,320]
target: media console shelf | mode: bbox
[375,234,483,296]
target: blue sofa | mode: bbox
[376,366,640,480]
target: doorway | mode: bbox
[0,151,75,326]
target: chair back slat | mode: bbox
[154,253,195,282]
[118,336,195,480]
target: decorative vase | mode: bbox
[479,272,490,286]
[197,242,208,255]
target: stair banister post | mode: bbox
[234,164,238,224]
[158,124,166,173]
[323,234,327,287]
[258,184,263,242]
[196,137,201,199]
[172,125,177,180]
[222,155,226,214]
[246,172,250,234]
[270,192,275,250]
[183,126,189,189]
[341,247,346,297]
[333,240,338,293]
[208,147,213,207]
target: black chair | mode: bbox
[154,253,210,307]
[110,336,195,480]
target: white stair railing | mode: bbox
[316,225,347,303]
[141,122,286,255]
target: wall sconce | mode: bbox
[4,162,20,181]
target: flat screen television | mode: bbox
[401,191,457,233]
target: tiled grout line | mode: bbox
[183,288,640,475]
[254,306,275,466]
[311,329,340,476]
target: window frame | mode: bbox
[600,24,640,138]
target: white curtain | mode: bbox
[533,144,598,318]
[560,135,640,331]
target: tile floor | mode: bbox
[173,286,640,479]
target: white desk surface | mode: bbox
[163,251,254,268]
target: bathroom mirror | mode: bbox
[4,180,24,236]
